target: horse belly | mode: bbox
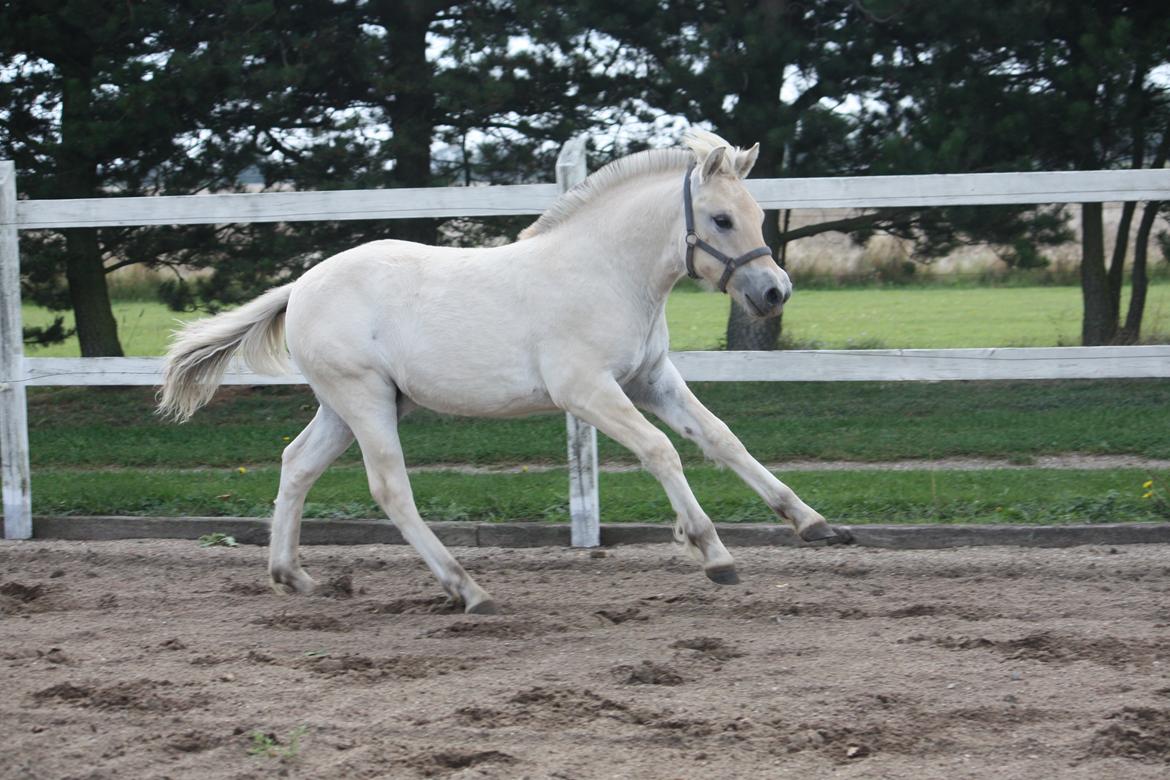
[397,366,557,418]
[389,331,557,418]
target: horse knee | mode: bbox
[640,435,682,476]
[686,419,745,462]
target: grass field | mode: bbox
[29,465,1168,526]
[23,280,1170,356]
[27,381,1170,468]
[668,281,1170,350]
[19,380,1170,525]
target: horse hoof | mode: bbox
[705,565,741,586]
[465,598,500,615]
[799,521,853,545]
[269,570,317,595]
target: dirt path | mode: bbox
[3,539,1170,779]
[403,454,1170,474]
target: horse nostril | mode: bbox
[781,286,791,304]
[764,286,783,309]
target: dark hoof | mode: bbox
[800,521,853,545]
[705,565,741,586]
[465,598,500,615]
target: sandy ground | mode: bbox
[3,538,1170,779]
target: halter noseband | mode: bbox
[683,161,773,293]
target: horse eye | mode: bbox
[713,214,734,230]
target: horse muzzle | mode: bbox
[729,265,792,319]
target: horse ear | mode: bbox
[735,143,760,178]
[700,146,728,181]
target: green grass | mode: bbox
[19,379,1170,526]
[28,380,1170,469]
[29,465,1170,525]
[22,301,204,357]
[667,281,1170,350]
[24,280,1170,356]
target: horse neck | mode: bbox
[546,172,686,302]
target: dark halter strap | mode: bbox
[683,161,773,293]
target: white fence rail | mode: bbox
[16,182,562,229]
[19,345,1170,387]
[3,147,1170,541]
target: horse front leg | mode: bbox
[553,376,739,584]
[629,363,849,544]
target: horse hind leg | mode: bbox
[365,447,496,612]
[269,403,354,595]
[326,383,496,614]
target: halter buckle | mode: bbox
[685,232,699,247]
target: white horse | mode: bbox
[159,129,845,614]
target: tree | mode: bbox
[559,0,891,348]
[0,0,362,354]
[582,0,1170,348]
[860,0,1170,345]
[559,1,1067,348]
[1,1,622,345]
[145,1,631,313]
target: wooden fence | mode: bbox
[3,143,1170,543]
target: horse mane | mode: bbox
[519,129,740,240]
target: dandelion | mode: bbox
[282,436,291,442]
[237,466,248,474]
[1143,480,1154,489]
[1143,492,1154,500]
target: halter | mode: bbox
[683,161,774,292]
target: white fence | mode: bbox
[3,143,1170,542]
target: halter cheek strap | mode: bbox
[683,162,773,293]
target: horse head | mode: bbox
[682,131,792,319]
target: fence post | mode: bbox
[555,138,600,548]
[0,161,31,539]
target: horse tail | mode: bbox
[157,283,294,422]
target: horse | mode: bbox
[158,129,845,614]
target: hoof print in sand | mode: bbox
[613,660,685,686]
[410,748,516,777]
[252,612,349,632]
[1090,707,1170,763]
[671,636,746,661]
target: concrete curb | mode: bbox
[25,516,1170,550]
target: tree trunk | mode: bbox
[1120,125,1170,343]
[726,209,783,350]
[1079,203,1117,345]
[1106,200,1135,315]
[380,0,438,246]
[1118,200,1162,343]
[64,229,122,357]
[58,68,123,356]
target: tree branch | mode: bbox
[776,207,917,243]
